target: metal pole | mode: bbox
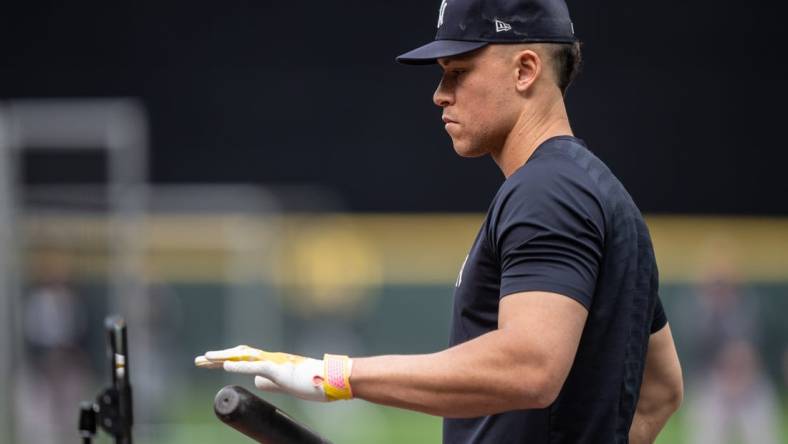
[0,105,19,444]
[0,99,149,444]
[3,98,148,319]
[106,100,148,318]
[106,101,148,428]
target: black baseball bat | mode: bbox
[214,385,333,444]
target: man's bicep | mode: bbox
[499,291,588,390]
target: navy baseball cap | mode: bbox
[396,0,576,65]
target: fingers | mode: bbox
[254,376,285,393]
[197,345,267,370]
[204,345,263,362]
[194,355,223,369]
[223,360,272,375]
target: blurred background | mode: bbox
[1,1,786,443]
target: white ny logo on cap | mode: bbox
[437,0,448,28]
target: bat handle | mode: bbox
[214,386,333,444]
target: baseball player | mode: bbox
[196,0,684,442]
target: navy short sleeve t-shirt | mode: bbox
[444,136,666,444]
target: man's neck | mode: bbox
[491,95,574,178]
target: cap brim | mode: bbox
[396,40,489,65]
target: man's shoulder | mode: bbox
[495,136,609,208]
[503,136,636,218]
[507,136,600,182]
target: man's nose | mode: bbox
[433,78,453,108]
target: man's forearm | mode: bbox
[628,405,674,444]
[629,325,683,444]
[350,328,556,418]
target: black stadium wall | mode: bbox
[1,0,785,214]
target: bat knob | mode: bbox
[213,385,331,444]
[214,386,251,418]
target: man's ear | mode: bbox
[515,50,541,93]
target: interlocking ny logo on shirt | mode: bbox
[438,0,448,28]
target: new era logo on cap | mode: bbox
[495,19,512,32]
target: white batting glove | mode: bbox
[195,345,353,402]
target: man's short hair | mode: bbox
[549,41,583,96]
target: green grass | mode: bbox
[133,387,788,444]
[655,410,687,444]
[138,386,441,444]
[782,393,788,444]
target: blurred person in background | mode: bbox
[687,259,781,444]
[196,0,684,443]
[690,340,780,444]
[692,262,758,369]
[16,248,92,444]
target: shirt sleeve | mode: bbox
[650,296,668,333]
[493,160,605,309]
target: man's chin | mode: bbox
[452,141,487,158]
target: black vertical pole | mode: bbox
[118,320,133,444]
